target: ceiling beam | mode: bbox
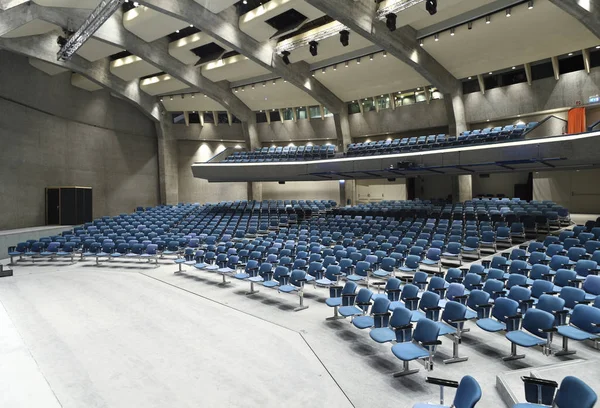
[0,33,161,121]
[138,0,346,114]
[32,5,254,121]
[303,0,461,94]
[0,2,37,36]
[0,0,28,11]
[547,0,600,39]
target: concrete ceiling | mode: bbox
[77,38,123,62]
[1,18,58,38]
[313,52,428,102]
[423,0,600,79]
[161,94,225,112]
[234,79,319,111]
[33,0,102,8]
[124,6,188,42]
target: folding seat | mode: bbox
[412,376,481,408]
[476,297,519,333]
[504,308,556,361]
[140,244,159,265]
[388,283,420,311]
[581,275,600,301]
[551,269,579,292]
[441,242,462,265]
[338,288,373,319]
[434,301,469,364]
[514,375,597,408]
[370,306,412,344]
[390,318,441,377]
[555,304,600,355]
[111,243,130,260]
[409,291,441,322]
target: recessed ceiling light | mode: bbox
[369,55,374,61]
[345,61,349,68]
[485,15,491,24]
[322,68,326,74]
[419,39,424,47]
[189,24,193,28]
[175,30,180,33]
[528,0,534,9]
[489,72,493,75]
[468,76,472,79]
[450,28,455,36]
[333,64,337,70]
[383,51,387,57]
[568,52,573,56]
[434,34,439,41]
[512,66,516,69]
[597,45,600,49]
[311,72,315,77]
[357,58,361,65]
[487,119,490,122]
[506,8,511,17]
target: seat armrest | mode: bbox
[576,299,592,305]
[449,317,469,323]
[356,301,372,306]
[477,303,493,309]
[296,278,307,283]
[421,340,443,346]
[544,291,560,295]
[424,306,442,311]
[373,312,391,317]
[392,323,414,330]
[454,294,469,300]
[472,283,484,289]
[425,377,459,388]
[506,313,523,320]
[539,327,558,333]
[388,289,402,293]
[522,299,535,305]
[405,296,420,301]
[554,310,570,316]
[521,376,559,388]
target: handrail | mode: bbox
[588,119,600,132]
[523,114,567,136]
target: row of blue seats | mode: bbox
[346,123,538,157]
[223,144,336,163]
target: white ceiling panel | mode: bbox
[202,55,271,82]
[77,38,123,62]
[123,6,188,42]
[423,0,600,79]
[313,53,427,102]
[28,58,68,75]
[162,96,226,112]
[278,23,374,64]
[110,55,161,81]
[240,0,325,42]
[2,19,58,38]
[140,74,189,96]
[234,80,318,111]
[169,32,231,66]
[193,0,238,14]
[33,0,101,8]
[71,73,103,92]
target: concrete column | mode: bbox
[333,104,352,151]
[241,117,262,201]
[155,117,179,205]
[452,175,473,203]
[339,180,356,206]
[445,88,468,136]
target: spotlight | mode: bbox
[333,64,337,70]
[170,96,173,101]
[263,82,266,87]
[322,68,326,74]
[345,61,349,68]
[340,30,350,47]
[467,76,472,80]
[468,21,473,30]
[159,97,163,102]
[383,51,387,57]
[450,28,455,36]
[485,15,491,24]
[234,88,238,93]
[191,93,195,98]
[419,39,424,47]
[528,0,534,9]
[311,71,315,77]
[512,66,516,69]
[385,13,397,32]
[57,36,67,46]
[506,8,511,17]
[309,41,318,57]
[369,54,374,61]
[272,80,276,85]
[281,51,290,65]
[434,34,439,41]
[357,58,361,65]
[426,0,437,15]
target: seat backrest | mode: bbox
[522,308,555,339]
[531,279,555,298]
[554,376,597,408]
[492,297,518,323]
[413,318,440,345]
[442,301,467,327]
[570,304,600,334]
[583,275,600,296]
[454,375,483,408]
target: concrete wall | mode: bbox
[261,181,340,202]
[534,169,600,214]
[177,141,248,204]
[257,118,337,145]
[464,67,600,124]
[356,179,407,203]
[0,52,159,230]
[472,172,530,198]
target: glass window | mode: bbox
[362,97,375,112]
[296,107,308,120]
[231,115,242,124]
[282,108,293,121]
[415,91,427,103]
[203,112,214,124]
[401,93,416,106]
[483,75,499,91]
[189,112,200,124]
[171,112,185,124]
[348,102,361,114]
[462,79,480,94]
[501,69,527,86]
[323,106,334,117]
[531,61,554,81]
[309,105,321,119]
[217,112,229,124]
[591,49,600,68]
[559,54,584,75]
[377,95,390,110]
[269,110,281,122]
[256,111,268,123]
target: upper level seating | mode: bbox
[223,144,336,163]
[346,122,538,157]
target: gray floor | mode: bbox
[1,214,599,408]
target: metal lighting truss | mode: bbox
[57,0,123,61]
[275,21,350,54]
[376,0,426,19]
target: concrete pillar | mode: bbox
[452,174,473,203]
[333,104,352,151]
[444,89,468,136]
[241,117,262,201]
[155,117,179,205]
[339,179,356,206]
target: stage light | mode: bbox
[386,13,397,32]
[485,15,491,24]
[450,28,455,36]
[506,8,511,17]
[468,22,473,30]
[281,51,290,65]
[419,39,424,47]
[340,30,349,47]
[426,0,437,15]
[528,0,534,9]
[434,34,439,41]
[309,41,318,57]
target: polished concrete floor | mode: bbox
[1,214,599,408]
